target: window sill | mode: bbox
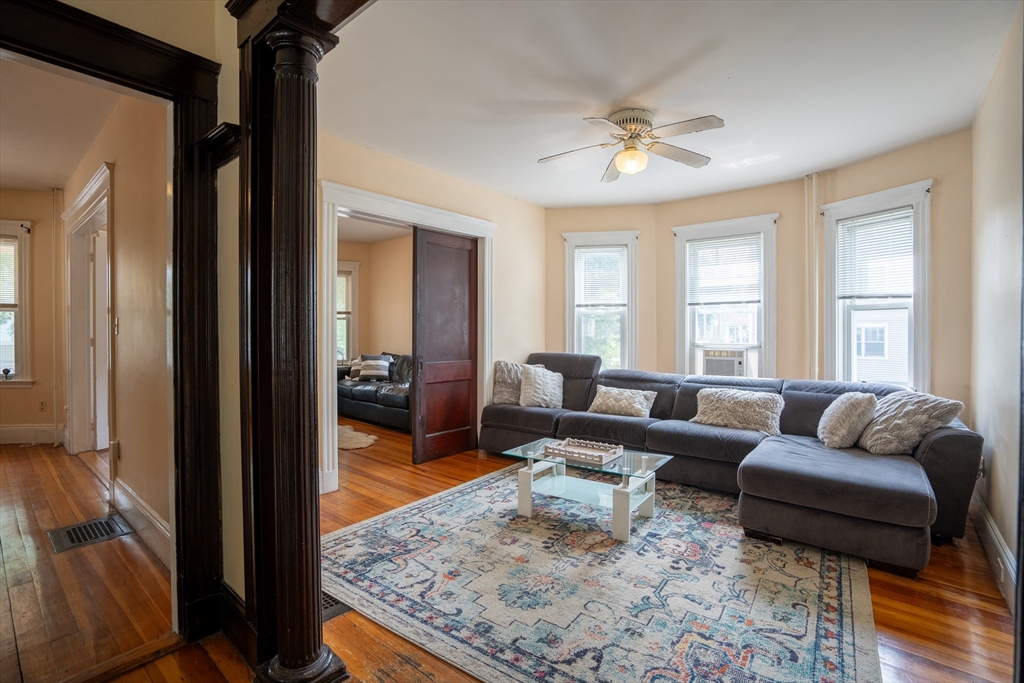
[0,379,34,388]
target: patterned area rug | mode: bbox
[338,425,377,450]
[321,466,881,683]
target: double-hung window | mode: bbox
[564,231,638,370]
[822,180,931,389]
[674,214,777,378]
[336,262,359,362]
[0,221,30,381]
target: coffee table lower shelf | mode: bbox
[517,458,656,542]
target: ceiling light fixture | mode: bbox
[614,145,648,174]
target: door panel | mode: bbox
[412,228,477,463]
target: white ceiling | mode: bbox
[337,214,412,242]
[0,57,122,191]
[319,0,1020,208]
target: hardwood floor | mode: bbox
[5,420,1015,682]
[0,443,171,683]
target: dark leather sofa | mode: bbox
[478,352,983,573]
[337,354,413,431]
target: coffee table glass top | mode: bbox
[503,438,672,477]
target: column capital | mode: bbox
[266,28,326,62]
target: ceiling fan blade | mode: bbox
[601,156,620,183]
[584,117,629,136]
[646,141,711,168]
[647,115,724,139]
[537,142,615,164]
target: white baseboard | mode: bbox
[319,467,339,495]
[0,423,63,445]
[970,492,1017,616]
[113,477,171,570]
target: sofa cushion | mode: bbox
[377,384,410,409]
[556,412,657,450]
[737,434,937,528]
[492,360,543,405]
[589,370,683,420]
[519,365,563,408]
[646,420,766,464]
[526,353,601,411]
[691,388,785,436]
[337,379,361,400]
[481,404,570,436]
[858,391,964,455]
[779,379,906,437]
[588,385,656,418]
[350,384,381,403]
[672,377,783,421]
[817,392,877,448]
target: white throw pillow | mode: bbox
[519,365,563,409]
[359,359,391,382]
[690,388,785,436]
[817,392,878,449]
[588,385,657,418]
[492,360,544,405]
[857,390,963,455]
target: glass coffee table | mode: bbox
[503,438,672,542]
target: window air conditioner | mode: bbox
[702,349,747,377]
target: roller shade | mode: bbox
[686,233,762,305]
[0,236,17,306]
[575,246,627,306]
[837,207,913,299]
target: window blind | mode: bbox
[0,236,17,306]
[575,246,627,306]
[837,207,913,299]
[686,233,762,305]
[336,272,351,313]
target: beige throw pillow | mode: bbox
[492,360,544,405]
[857,390,963,455]
[519,365,563,409]
[817,392,878,449]
[690,388,785,436]
[588,385,657,418]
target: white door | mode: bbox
[92,231,110,450]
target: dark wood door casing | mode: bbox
[412,228,479,464]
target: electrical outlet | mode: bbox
[39,400,46,412]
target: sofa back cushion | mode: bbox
[779,379,906,437]
[589,370,683,420]
[526,353,601,411]
[671,376,783,421]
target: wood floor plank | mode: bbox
[200,633,254,682]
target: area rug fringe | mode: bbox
[321,465,881,683]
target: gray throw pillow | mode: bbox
[359,359,391,382]
[690,388,785,436]
[588,385,657,418]
[857,390,963,455]
[492,360,544,405]
[817,392,878,449]
[519,365,563,409]
[349,359,362,379]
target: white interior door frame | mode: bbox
[62,163,116,464]
[318,181,496,494]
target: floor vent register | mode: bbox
[47,513,134,554]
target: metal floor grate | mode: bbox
[322,589,351,622]
[47,513,134,554]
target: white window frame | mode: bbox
[0,220,32,384]
[673,214,778,377]
[821,179,931,390]
[564,231,639,370]
[336,261,360,362]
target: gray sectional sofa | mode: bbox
[478,352,983,575]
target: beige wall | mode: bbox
[546,129,975,416]
[338,235,413,356]
[0,190,65,430]
[64,95,172,521]
[319,133,547,368]
[972,9,1022,558]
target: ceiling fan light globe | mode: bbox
[614,148,648,175]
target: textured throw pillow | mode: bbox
[588,385,657,418]
[349,359,362,379]
[492,360,544,405]
[690,388,785,436]
[519,365,563,409]
[359,358,391,382]
[857,391,963,455]
[817,392,878,449]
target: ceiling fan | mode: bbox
[538,108,724,183]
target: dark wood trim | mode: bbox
[59,633,184,683]
[200,123,242,169]
[221,582,258,666]
[0,0,223,643]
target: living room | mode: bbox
[0,1,1020,682]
